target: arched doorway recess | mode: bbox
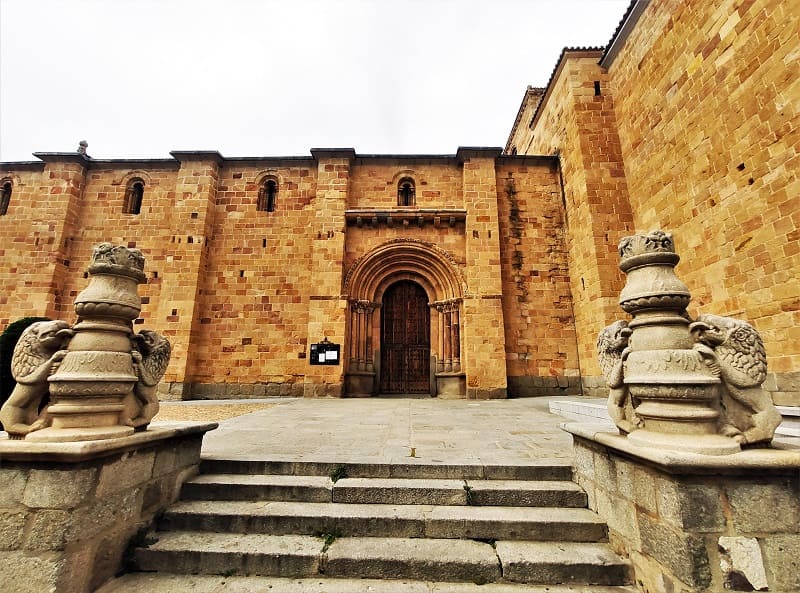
[381,280,430,394]
[342,240,466,397]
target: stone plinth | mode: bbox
[0,422,216,593]
[563,422,800,593]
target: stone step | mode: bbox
[97,573,640,593]
[181,474,333,502]
[199,457,573,481]
[132,532,631,585]
[160,500,607,541]
[181,474,587,507]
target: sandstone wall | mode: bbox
[190,162,317,393]
[607,0,800,402]
[518,52,634,387]
[496,158,580,396]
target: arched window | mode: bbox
[258,178,278,212]
[123,179,145,215]
[397,177,415,206]
[0,180,12,215]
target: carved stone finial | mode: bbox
[598,230,779,454]
[77,140,88,154]
[0,243,171,442]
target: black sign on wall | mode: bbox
[309,339,340,365]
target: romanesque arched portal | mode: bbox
[342,240,466,397]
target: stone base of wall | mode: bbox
[0,422,217,593]
[563,423,800,593]
[507,375,582,397]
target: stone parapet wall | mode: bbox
[568,429,800,593]
[0,423,215,593]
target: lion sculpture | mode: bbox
[123,330,171,430]
[597,320,641,434]
[690,313,781,446]
[0,320,74,438]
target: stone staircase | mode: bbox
[97,459,636,592]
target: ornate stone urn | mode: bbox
[599,231,757,454]
[21,244,165,442]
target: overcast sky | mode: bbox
[0,0,629,161]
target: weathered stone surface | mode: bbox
[70,488,142,542]
[24,509,72,551]
[727,478,800,533]
[496,541,631,584]
[23,468,97,509]
[638,513,711,588]
[0,512,26,550]
[655,479,724,532]
[135,531,322,577]
[631,465,657,515]
[323,536,500,582]
[0,551,63,593]
[761,534,800,591]
[184,474,332,503]
[718,536,768,591]
[96,450,156,497]
[0,468,28,506]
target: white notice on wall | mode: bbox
[325,350,338,361]
[318,353,326,363]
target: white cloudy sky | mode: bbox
[0,0,629,161]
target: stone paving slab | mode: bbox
[198,398,576,465]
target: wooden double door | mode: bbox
[380,281,430,394]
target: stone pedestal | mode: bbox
[0,422,216,593]
[564,422,800,593]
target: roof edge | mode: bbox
[600,0,650,68]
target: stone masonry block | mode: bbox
[23,468,97,510]
[0,512,26,550]
[597,486,640,550]
[152,445,178,478]
[24,510,72,551]
[95,450,156,498]
[632,465,658,515]
[0,551,64,593]
[615,457,634,500]
[68,488,141,544]
[0,469,28,507]
[174,435,203,469]
[727,477,800,533]
[761,534,800,591]
[638,513,711,588]
[593,450,616,494]
[656,478,725,532]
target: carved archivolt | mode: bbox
[112,170,154,187]
[342,239,467,302]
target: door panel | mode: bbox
[380,281,430,394]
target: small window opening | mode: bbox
[258,178,278,212]
[124,179,144,214]
[397,177,415,206]
[594,81,601,96]
[0,180,12,215]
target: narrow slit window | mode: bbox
[124,179,144,214]
[258,179,278,212]
[0,180,12,215]
[397,177,415,206]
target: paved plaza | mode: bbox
[194,397,577,465]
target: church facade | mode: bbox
[1,0,797,405]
